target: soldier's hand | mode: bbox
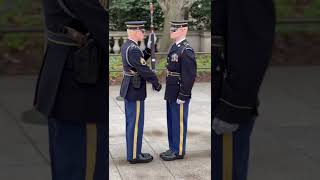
[153,83,161,92]
[212,117,239,135]
[176,99,185,104]
[147,33,157,49]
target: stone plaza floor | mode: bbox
[0,66,319,179]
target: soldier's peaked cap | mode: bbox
[125,21,146,29]
[170,20,189,28]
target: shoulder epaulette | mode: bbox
[130,43,143,55]
[181,42,194,55]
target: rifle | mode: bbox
[149,1,156,72]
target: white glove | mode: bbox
[176,99,185,104]
[212,117,239,135]
[147,33,157,49]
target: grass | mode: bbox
[304,0,320,18]
[276,0,320,18]
[0,0,42,51]
[277,23,320,32]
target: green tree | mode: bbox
[109,0,211,51]
[190,0,211,30]
[109,0,164,31]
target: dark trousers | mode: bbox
[124,100,145,160]
[213,117,255,180]
[166,99,190,156]
[48,119,107,180]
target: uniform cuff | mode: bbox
[144,48,151,55]
[178,92,190,101]
[215,98,257,124]
[156,83,161,90]
[153,81,161,89]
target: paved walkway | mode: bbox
[0,66,319,180]
[109,83,211,180]
[0,76,50,180]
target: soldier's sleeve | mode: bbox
[64,0,108,52]
[129,47,160,89]
[178,48,197,101]
[142,48,152,60]
[213,0,227,119]
[213,0,227,36]
[212,0,226,75]
[215,0,276,124]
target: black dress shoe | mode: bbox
[160,150,184,161]
[160,149,173,158]
[128,153,153,164]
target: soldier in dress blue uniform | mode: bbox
[160,21,197,161]
[33,0,108,179]
[212,0,276,179]
[120,21,162,164]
